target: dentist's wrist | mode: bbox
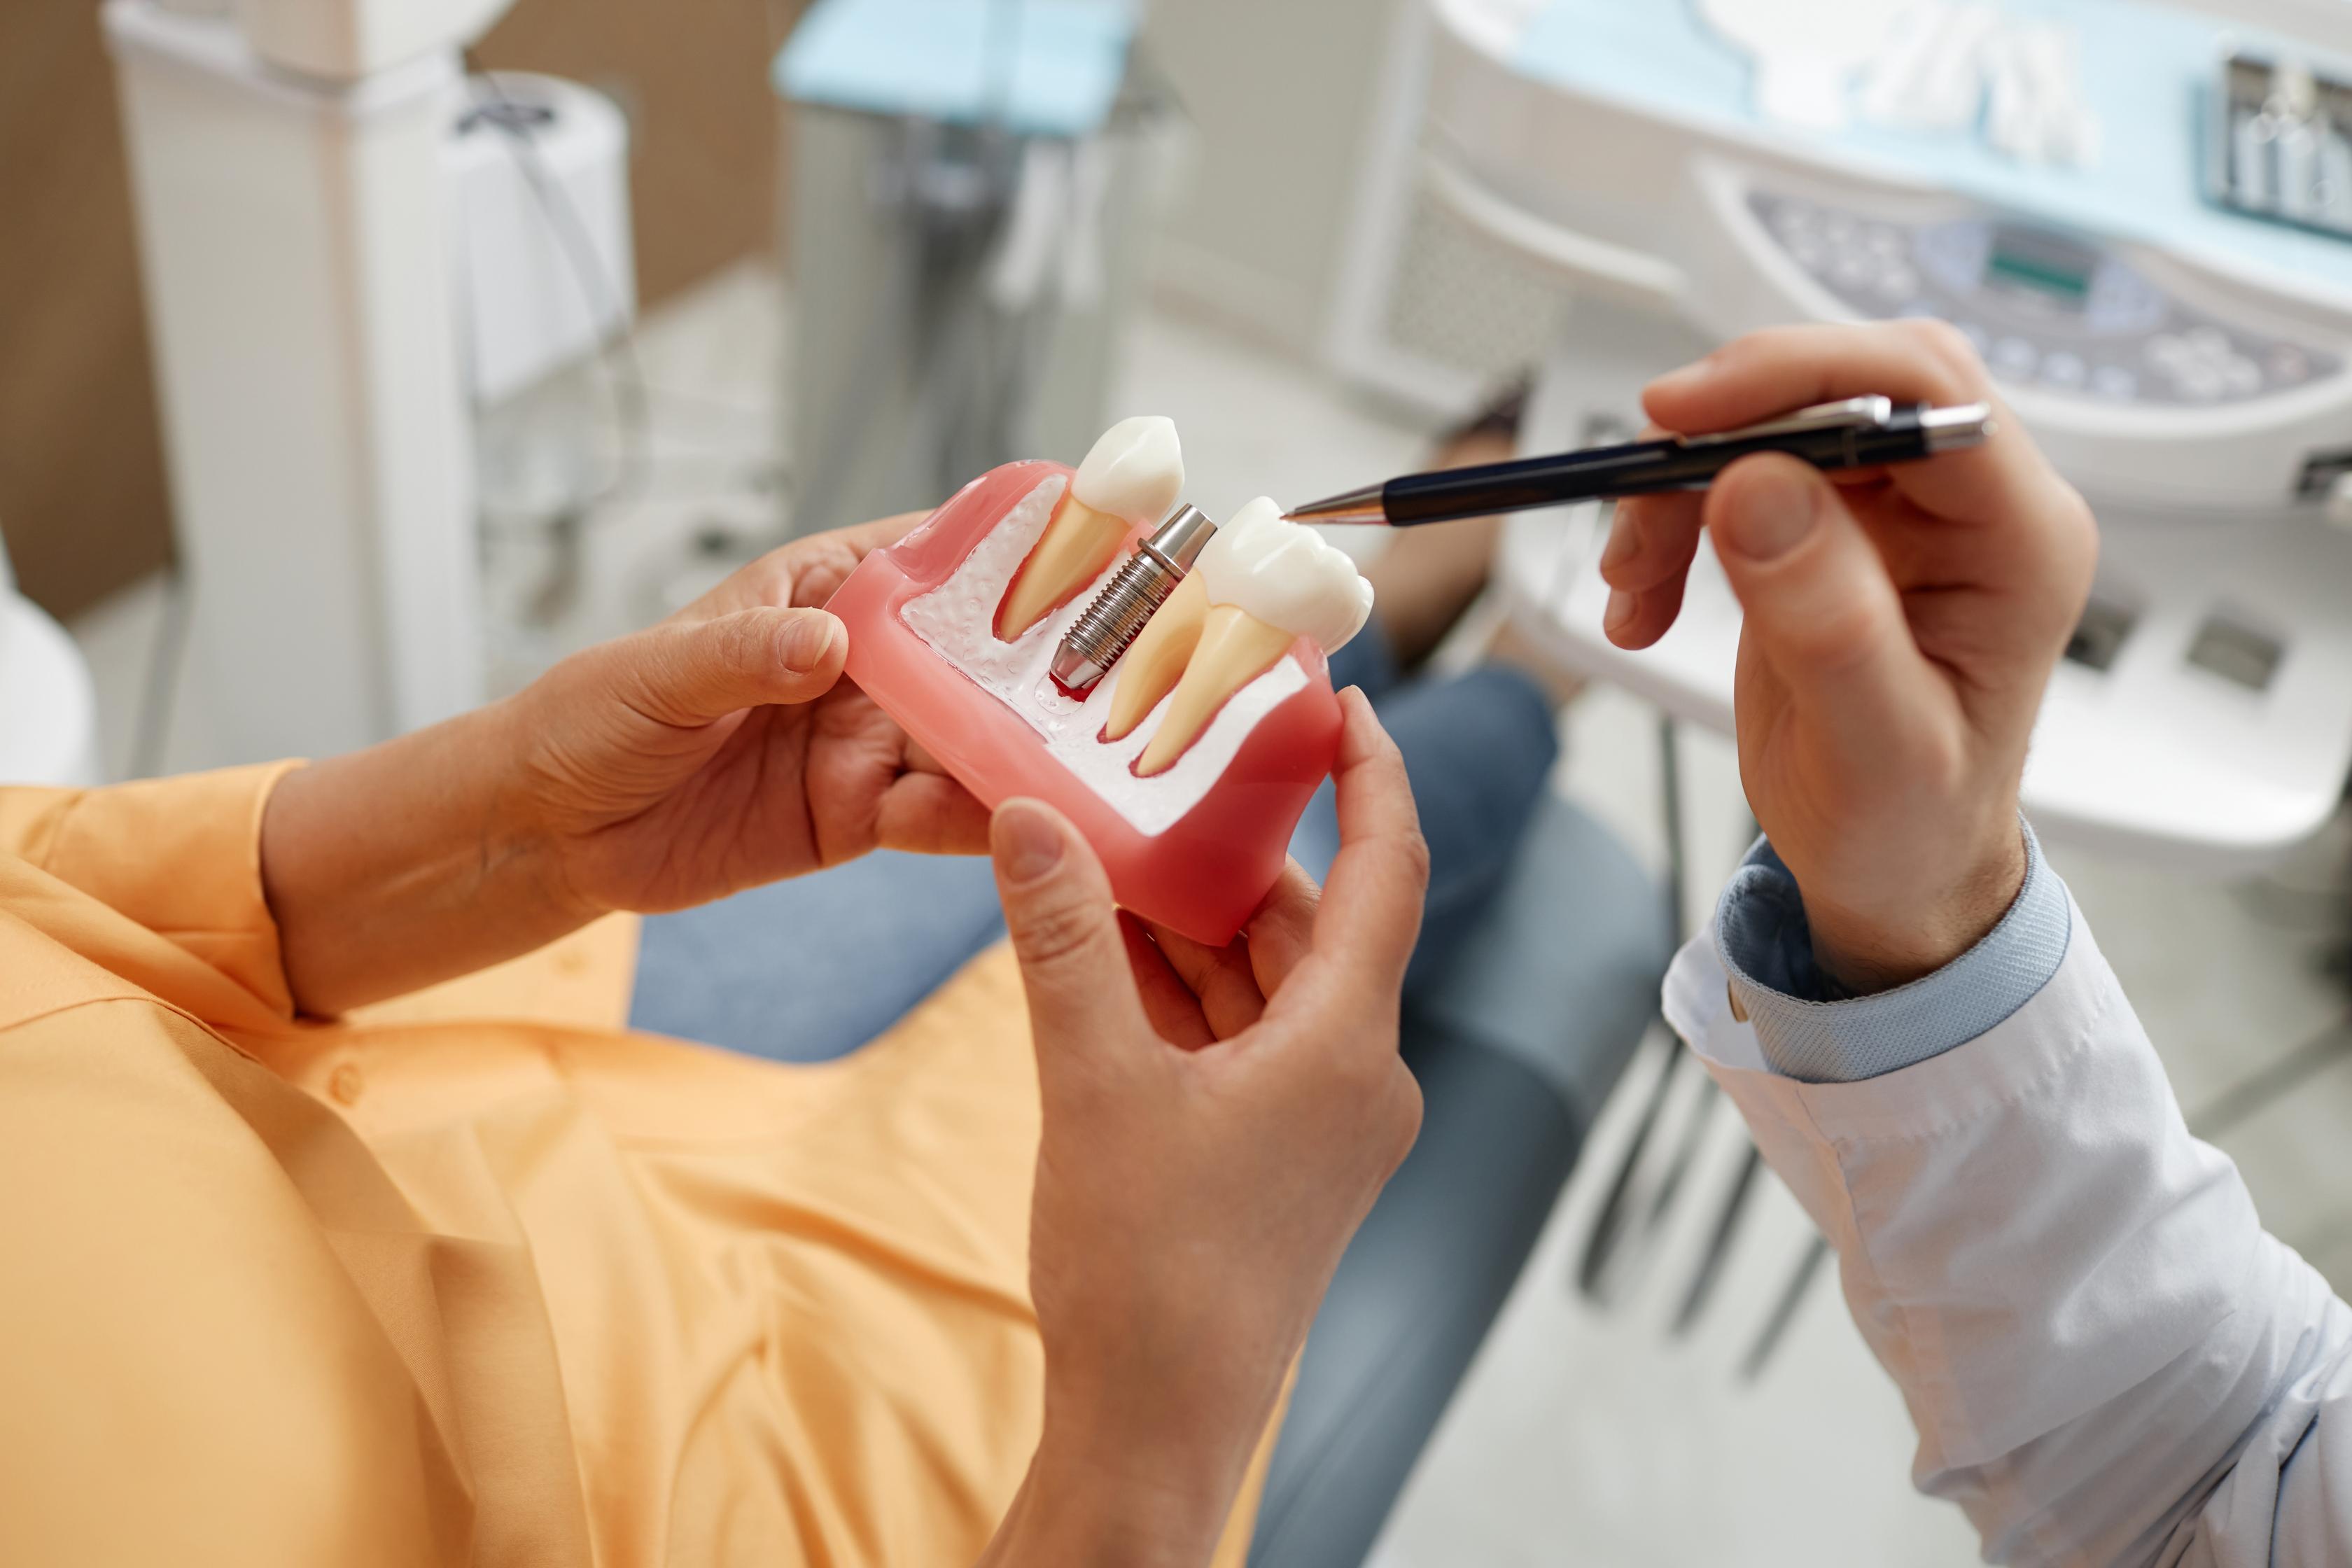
[1800,820,2029,995]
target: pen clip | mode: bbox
[1679,396,1895,447]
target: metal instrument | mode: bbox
[1049,504,1218,694]
[1286,398,1991,528]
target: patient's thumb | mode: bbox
[1706,454,1923,732]
[993,798,1144,1051]
[627,606,846,724]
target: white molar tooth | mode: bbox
[996,416,1186,642]
[1135,498,1375,776]
[1194,496,1375,653]
[1072,415,1185,524]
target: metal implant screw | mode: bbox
[1049,505,1217,694]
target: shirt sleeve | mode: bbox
[0,764,304,1028]
[1670,862,2352,1566]
[1714,819,2070,1082]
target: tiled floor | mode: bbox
[64,265,2352,1567]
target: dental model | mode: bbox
[994,415,1185,640]
[1131,498,1373,776]
[824,440,1370,943]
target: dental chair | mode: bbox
[1249,793,1669,1568]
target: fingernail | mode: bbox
[1718,466,1821,562]
[1599,517,1641,574]
[993,800,1066,886]
[780,615,839,673]
[1604,588,1636,636]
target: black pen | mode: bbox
[1284,397,1994,527]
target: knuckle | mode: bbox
[2045,487,2102,626]
[1394,825,1433,895]
[1707,335,1764,379]
[1779,597,1891,673]
[1902,319,1984,391]
[1009,895,1104,972]
[1887,718,1969,788]
[739,552,799,607]
[1384,1072,1424,1169]
[1332,1054,1394,1124]
[607,628,694,721]
[2056,483,2099,554]
[724,611,778,670]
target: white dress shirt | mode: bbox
[1671,837,2352,1565]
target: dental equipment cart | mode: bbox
[1334,0,2352,1367]
[774,0,1182,536]
[1362,0,2352,877]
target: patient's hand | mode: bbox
[1595,321,2097,990]
[508,515,990,916]
[973,691,1427,1567]
[262,515,988,1014]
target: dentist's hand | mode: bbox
[974,691,1427,1567]
[1598,322,2096,990]
[262,514,988,1014]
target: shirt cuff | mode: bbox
[1712,820,2071,1084]
[2,764,306,1024]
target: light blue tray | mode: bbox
[776,0,1135,139]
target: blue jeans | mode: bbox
[629,628,1646,1124]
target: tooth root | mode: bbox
[1136,603,1298,777]
[996,498,1129,642]
[1104,572,1210,741]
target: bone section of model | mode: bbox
[994,415,1186,640]
[1134,498,1374,777]
[1103,570,1210,741]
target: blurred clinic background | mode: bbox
[8,0,2352,1561]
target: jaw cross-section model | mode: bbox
[823,430,1376,944]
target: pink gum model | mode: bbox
[826,460,1343,946]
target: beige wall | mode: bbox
[474,0,806,309]
[1142,0,1404,358]
[0,4,176,620]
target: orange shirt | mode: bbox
[0,766,1271,1566]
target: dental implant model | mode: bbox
[821,426,1368,943]
[995,415,1185,640]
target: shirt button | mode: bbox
[328,1062,365,1106]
